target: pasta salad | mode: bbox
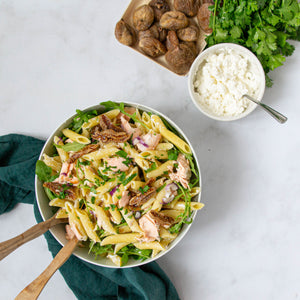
[36,101,203,267]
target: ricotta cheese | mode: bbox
[193,47,260,117]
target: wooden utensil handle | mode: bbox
[0,215,66,261]
[15,236,78,300]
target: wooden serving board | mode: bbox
[120,0,208,76]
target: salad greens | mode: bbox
[88,242,152,266]
[206,0,300,87]
[56,141,86,152]
[70,109,98,133]
[36,101,202,265]
[36,160,58,182]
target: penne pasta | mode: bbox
[101,233,142,246]
[62,129,90,144]
[145,160,175,179]
[133,242,165,251]
[151,115,192,154]
[43,154,62,173]
[41,104,201,266]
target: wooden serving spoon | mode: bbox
[0,213,67,261]
[15,235,78,300]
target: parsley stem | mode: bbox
[212,0,218,39]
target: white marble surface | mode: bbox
[0,1,300,300]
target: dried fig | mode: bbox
[182,41,198,56]
[115,19,136,46]
[160,11,189,31]
[149,0,170,21]
[177,24,199,42]
[139,37,166,58]
[133,5,154,31]
[197,3,213,34]
[174,0,200,17]
[166,30,179,51]
[138,24,160,40]
[157,25,167,42]
[165,43,196,75]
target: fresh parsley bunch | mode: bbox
[206,0,300,87]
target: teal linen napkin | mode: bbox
[0,134,180,300]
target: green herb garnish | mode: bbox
[145,162,157,173]
[168,148,179,160]
[206,0,300,87]
[139,185,150,194]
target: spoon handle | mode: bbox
[0,215,67,261]
[15,236,78,300]
[243,94,288,124]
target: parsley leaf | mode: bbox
[206,0,300,87]
[122,173,137,186]
[139,185,149,194]
[167,149,179,161]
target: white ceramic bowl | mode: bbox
[35,102,202,268]
[188,43,266,121]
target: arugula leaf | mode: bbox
[56,142,86,152]
[169,183,192,234]
[89,242,113,258]
[117,244,152,263]
[35,160,58,182]
[69,109,98,133]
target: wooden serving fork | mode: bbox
[0,213,67,261]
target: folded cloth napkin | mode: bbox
[0,134,180,300]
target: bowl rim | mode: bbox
[188,43,266,121]
[35,101,202,268]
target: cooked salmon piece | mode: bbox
[133,131,161,152]
[106,157,129,172]
[54,162,80,186]
[139,212,160,242]
[65,224,75,240]
[168,153,191,189]
[118,190,131,208]
[116,107,137,125]
[120,116,142,141]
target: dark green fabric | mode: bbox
[0,134,180,300]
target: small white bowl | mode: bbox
[188,43,266,121]
[35,102,202,268]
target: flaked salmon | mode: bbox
[120,116,142,141]
[106,157,129,172]
[168,153,191,189]
[133,131,161,152]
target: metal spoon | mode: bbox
[243,94,288,124]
